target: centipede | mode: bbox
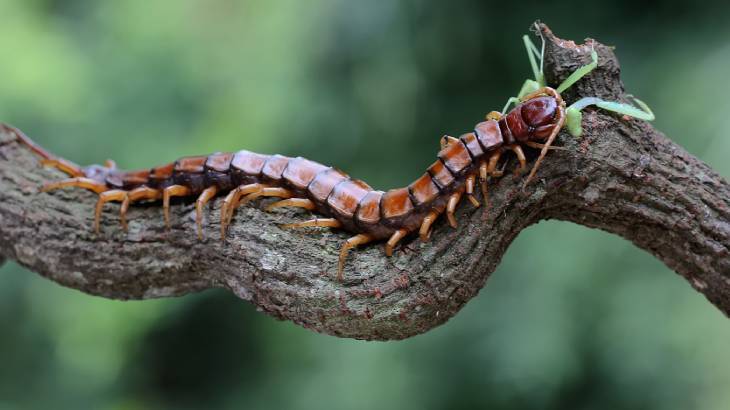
[3,29,654,280]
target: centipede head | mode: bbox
[502,91,564,144]
[518,87,566,142]
[517,87,567,189]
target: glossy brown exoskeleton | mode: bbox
[9,87,566,279]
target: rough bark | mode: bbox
[0,24,728,340]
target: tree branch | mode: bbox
[1,24,728,340]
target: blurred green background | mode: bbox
[1,0,729,409]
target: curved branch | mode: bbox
[0,24,728,340]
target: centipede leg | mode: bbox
[465,174,480,207]
[40,158,85,177]
[2,124,54,160]
[419,209,443,241]
[509,145,527,175]
[280,218,342,229]
[524,141,567,151]
[195,186,218,240]
[163,185,192,229]
[479,161,489,202]
[41,177,109,194]
[95,190,128,234]
[338,234,373,281]
[226,186,297,227]
[120,187,162,231]
[265,198,316,212]
[238,187,294,208]
[487,151,503,177]
[220,183,265,239]
[227,186,296,231]
[446,191,463,228]
[385,228,408,257]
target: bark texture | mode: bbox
[0,24,728,340]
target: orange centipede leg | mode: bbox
[419,210,439,242]
[1,123,54,160]
[465,174,480,207]
[120,187,162,231]
[237,187,294,209]
[40,158,85,177]
[230,186,294,222]
[479,161,489,202]
[509,145,527,175]
[280,218,342,229]
[524,141,567,151]
[94,190,128,234]
[385,228,408,257]
[195,186,218,240]
[220,183,264,240]
[41,177,109,194]
[265,198,316,212]
[419,209,442,242]
[163,185,192,229]
[446,191,463,228]
[487,151,502,177]
[338,234,373,281]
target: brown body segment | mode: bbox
[381,188,414,220]
[308,168,348,203]
[205,152,234,190]
[356,191,383,225]
[205,152,234,172]
[459,132,484,158]
[427,160,455,191]
[148,163,175,188]
[261,154,290,181]
[437,140,472,175]
[327,179,371,218]
[151,163,175,179]
[122,169,151,189]
[173,156,208,192]
[503,110,530,142]
[474,120,503,150]
[408,173,440,206]
[174,156,207,174]
[282,157,329,190]
[231,150,268,175]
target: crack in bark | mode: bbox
[0,23,728,340]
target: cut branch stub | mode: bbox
[0,23,728,341]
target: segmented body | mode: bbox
[7,87,566,279]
